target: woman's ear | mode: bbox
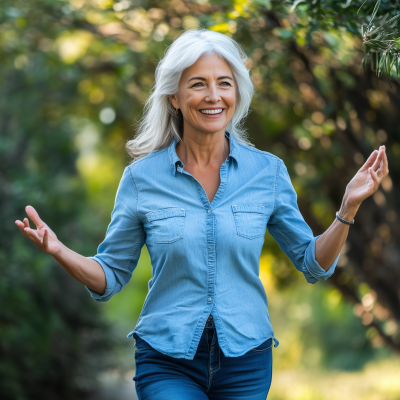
[169,94,179,110]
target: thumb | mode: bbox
[25,205,46,229]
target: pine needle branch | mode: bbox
[361,1,400,84]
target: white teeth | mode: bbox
[200,109,223,115]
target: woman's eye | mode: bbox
[192,82,203,87]
[220,81,231,87]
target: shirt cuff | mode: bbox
[303,235,339,284]
[85,256,120,302]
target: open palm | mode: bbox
[15,206,61,256]
[345,146,389,208]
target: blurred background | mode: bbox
[1,0,400,399]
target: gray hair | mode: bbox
[126,29,255,161]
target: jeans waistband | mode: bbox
[205,315,214,329]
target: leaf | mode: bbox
[386,52,391,76]
[290,0,305,12]
[357,0,368,15]
[341,0,353,9]
[386,54,392,87]
[361,52,371,74]
[377,54,385,77]
[367,0,382,30]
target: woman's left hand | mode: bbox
[340,145,389,218]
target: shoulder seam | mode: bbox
[237,143,280,160]
[129,147,169,169]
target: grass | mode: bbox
[268,359,400,400]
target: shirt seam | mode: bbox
[237,142,280,160]
[303,256,320,280]
[268,225,303,272]
[129,147,169,168]
[124,167,143,272]
[128,166,139,220]
[270,159,301,268]
[273,158,281,213]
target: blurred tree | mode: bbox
[0,1,115,399]
[245,0,400,354]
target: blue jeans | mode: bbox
[132,317,273,399]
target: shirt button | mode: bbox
[208,297,212,302]
[207,209,211,213]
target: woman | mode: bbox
[16,29,388,399]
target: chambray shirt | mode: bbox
[86,132,339,360]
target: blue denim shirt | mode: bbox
[86,132,339,359]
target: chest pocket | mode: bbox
[232,204,265,239]
[146,208,185,244]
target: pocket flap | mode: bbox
[146,208,185,223]
[232,205,264,214]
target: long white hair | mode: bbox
[126,29,255,161]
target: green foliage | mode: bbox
[287,0,400,81]
[360,2,400,83]
[0,1,115,398]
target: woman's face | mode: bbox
[169,53,236,137]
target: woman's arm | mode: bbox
[15,205,106,294]
[315,145,389,271]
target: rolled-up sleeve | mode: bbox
[86,166,145,301]
[267,159,339,284]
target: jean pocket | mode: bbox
[232,204,265,239]
[146,208,185,244]
[250,338,273,353]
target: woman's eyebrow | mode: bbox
[188,76,233,82]
[188,77,205,82]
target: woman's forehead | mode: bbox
[182,54,233,81]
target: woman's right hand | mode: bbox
[15,205,62,256]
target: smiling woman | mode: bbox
[125,29,254,161]
[15,29,389,400]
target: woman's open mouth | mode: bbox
[199,108,224,117]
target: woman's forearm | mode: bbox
[315,146,389,271]
[53,243,106,295]
[16,206,107,295]
[315,202,358,271]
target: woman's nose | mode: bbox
[205,84,221,103]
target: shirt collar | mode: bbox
[168,132,240,176]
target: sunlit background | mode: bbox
[1,0,400,399]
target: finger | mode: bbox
[381,148,389,176]
[25,205,45,229]
[369,167,379,184]
[23,227,41,243]
[371,147,384,172]
[359,150,378,172]
[15,220,28,235]
[43,229,48,249]
[23,218,30,229]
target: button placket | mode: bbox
[183,160,229,359]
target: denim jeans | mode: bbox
[132,317,273,400]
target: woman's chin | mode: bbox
[196,122,228,135]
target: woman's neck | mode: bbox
[176,127,229,168]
